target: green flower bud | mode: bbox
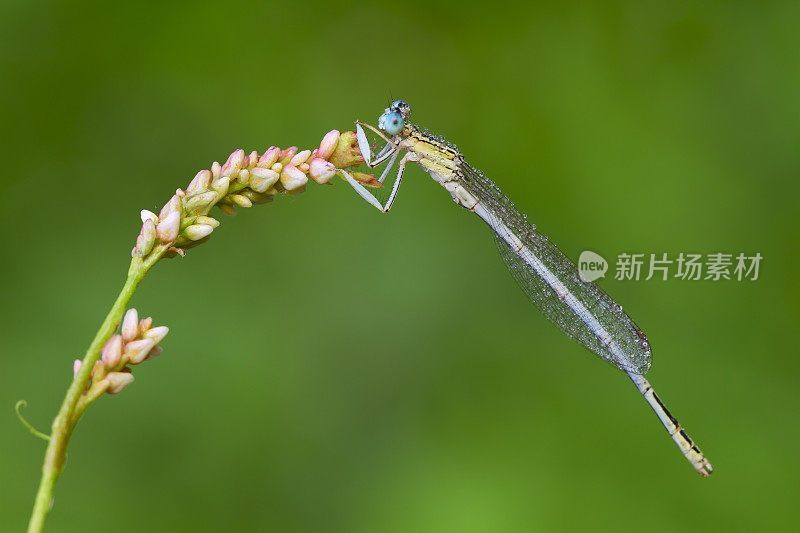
[184,191,219,215]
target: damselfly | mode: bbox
[338,100,713,477]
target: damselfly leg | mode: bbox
[337,121,413,213]
[356,122,396,167]
[338,150,417,213]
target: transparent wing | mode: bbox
[459,162,652,374]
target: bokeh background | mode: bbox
[2,1,798,531]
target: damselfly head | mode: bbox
[377,100,411,136]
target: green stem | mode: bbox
[27,246,167,533]
[15,401,51,442]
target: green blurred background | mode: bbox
[2,1,798,531]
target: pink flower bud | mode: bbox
[125,338,156,364]
[101,334,124,368]
[156,211,180,242]
[106,372,135,394]
[246,150,259,168]
[318,130,340,159]
[139,317,153,333]
[211,161,222,179]
[278,147,297,165]
[73,359,82,376]
[309,158,336,184]
[258,146,280,168]
[221,149,245,178]
[290,149,312,167]
[121,309,139,342]
[158,195,181,220]
[280,165,308,191]
[187,169,212,193]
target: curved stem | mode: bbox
[15,401,51,442]
[27,245,167,533]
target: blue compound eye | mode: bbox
[384,111,404,135]
[390,100,411,118]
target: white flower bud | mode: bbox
[249,168,280,193]
[184,224,214,241]
[125,338,155,364]
[280,165,308,191]
[144,325,169,344]
[105,372,135,394]
[134,234,147,258]
[140,210,158,225]
[73,359,82,376]
[230,194,253,208]
[309,158,336,184]
[195,216,220,228]
[212,176,230,197]
[184,191,219,214]
[135,218,156,257]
